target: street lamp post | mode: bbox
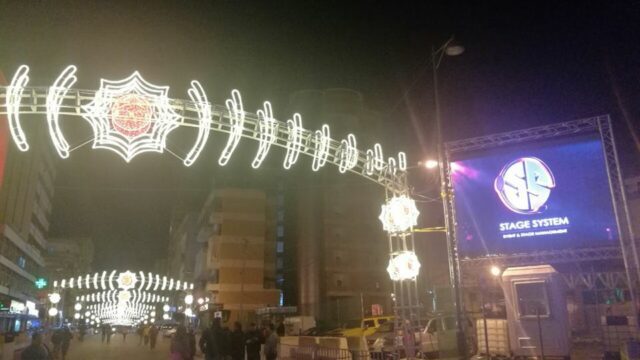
[431,36,467,358]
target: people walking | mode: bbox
[244,323,262,360]
[187,327,196,360]
[170,325,191,360]
[101,324,107,343]
[220,326,231,360]
[51,328,62,359]
[120,327,128,342]
[199,318,222,360]
[21,333,51,360]
[149,325,159,349]
[143,325,150,346]
[264,323,279,360]
[106,325,113,344]
[59,326,73,360]
[137,326,144,345]
[230,322,245,360]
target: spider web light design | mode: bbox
[82,72,182,162]
[379,195,420,233]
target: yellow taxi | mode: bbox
[337,316,394,337]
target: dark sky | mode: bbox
[0,1,639,271]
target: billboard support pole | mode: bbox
[598,116,640,324]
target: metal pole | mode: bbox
[480,278,489,356]
[433,45,467,359]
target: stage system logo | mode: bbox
[494,157,569,239]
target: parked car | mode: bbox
[162,326,177,338]
[419,315,476,358]
[334,316,394,337]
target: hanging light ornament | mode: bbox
[387,251,421,281]
[378,195,419,233]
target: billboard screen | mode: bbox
[450,132,618,258]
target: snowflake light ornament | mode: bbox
[387,251,421,281]
[379,195,420,233]
[116,271,137,291]
[82,72,182,162]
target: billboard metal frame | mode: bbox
[444,115,639,315]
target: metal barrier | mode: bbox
[278,344,395,360]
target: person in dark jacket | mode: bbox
[170,325,191,360]
[21,333,50,360]
[244,323,262,360]
[59,326,73,360]
[199,319,222,360]
[220,326,232,359]
[187,327,196,360]
[230,322,245,360]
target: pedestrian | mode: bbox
[244,323,262,360]
[51,328,62,359]
[121,327,128,342]
[276,319,285,337]
[149,325,159,350]
[170,325,191,360]
[106,325,112,345]
[264,323,279,360]
[230,322,245,360]
[187,327,196,360]
[21,333,51,360]
[220,326,231,360]
[143,325,150,346]
[101,324,107,343]
[137,326,144,345]
[59,325,73,360]
[199,318,222,360]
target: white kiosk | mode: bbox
[501,265,570,358]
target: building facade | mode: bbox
[0,82,56,332]
[185,188,280,325]
[287,89,393,326]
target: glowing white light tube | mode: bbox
[184,80,211,166]
[398,152,407,171]
[218,89,244,166]
[6,65,30,151]
[46,65,77,158]
[338,134,358,173]
[138,272,145,291]
[312,124,330,171]
[252,101,277,168]
[283,113,303,169]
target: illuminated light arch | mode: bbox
[0,65,408,193]
[54,270,193,291]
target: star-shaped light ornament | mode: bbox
[116,271,137,291]
[378,195,420,233]
[82,72,182,162]
[387,251,421,281]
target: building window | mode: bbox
[17,256,26,269]
[277,210,284,222]
[515,281,550,318]
[276,242,284,253]
[277,225,284,238]
[276,258,283,270]
[276,194,284,206]
[336,279,343,288]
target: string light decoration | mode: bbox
[378,195,420,233]
[55,271,193,291]
[6,65,30,151]
[387,251,421,281]
[82,71,182,162]
[1,65,410,195]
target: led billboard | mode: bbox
[450,132,618,258]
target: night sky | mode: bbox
[0,1,638,271]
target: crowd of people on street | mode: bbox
[192,319,282,360]
[18,318,284,360]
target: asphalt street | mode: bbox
[62,332,190,360]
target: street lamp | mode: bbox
[423,159,439,169]
[184,294,194,305]
[490,266,502,277]
[432,35,466,358]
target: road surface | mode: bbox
[63,332,189,360]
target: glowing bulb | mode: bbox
[75,303,82,311]
[490,266,501,277]
[387,251,421,281]
[424,159,438,169]
[74,313,80,320]
[49,308,59,317]
[163,304,170,312]
[378,195,420,233]
[185,308,193,317]
[184,294,193,305]
[85,311,91,317]
[197,298,204,305]
[49,292,61,304]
